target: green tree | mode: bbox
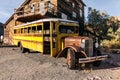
[109,17,119,32]
[87,7,110,43]
[108,17,120,41]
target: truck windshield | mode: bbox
[59,25,78,34]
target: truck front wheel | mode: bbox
[67,48,76,69]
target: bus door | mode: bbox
[43,22,50,54]
[43,21,57,57]
[50,22,57,57]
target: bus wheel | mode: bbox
[20,44,26,53]
[67,48,76,69]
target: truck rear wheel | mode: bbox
[67,48,76,69]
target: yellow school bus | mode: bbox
[14,18,107,69]
[14,18,79,57]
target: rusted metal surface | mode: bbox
[79,55,108,63]
[65,36,89,48]
[65,36,93,54]
[85,39,93,57]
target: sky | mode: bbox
[84,0,120,17]
[0,0,24,23]
[0,0,120,23]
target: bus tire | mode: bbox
[20,44,26,53]
[67,48,76,69]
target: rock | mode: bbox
[82,78,88,80]
[112,50,120,54]
[109,61,120,67]
[93,76,101,80]
[88,77,93,80]
[83,76,102,80]
[113,62,120,67]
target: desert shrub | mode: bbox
[101,39,120,49]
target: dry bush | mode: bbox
[101,39,120,49]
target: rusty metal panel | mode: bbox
[65,36,90,47]
[65,37,82,47]
[85,39,93,57]
[65,36,93,57]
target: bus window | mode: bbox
[59,25,78,34]
[44,22,50,34]
[21,28,24,33]
[53,22,56,33]
[24,28,28,33]
[28,27,31,33]
[37,25,42,33]
[17,29,20,34]
[14,30,16,34]
[75,26,79,33]
[59,26,66,33]
[32,26,36,33]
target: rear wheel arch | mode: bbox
[18,41,28,53]
[18,41,21,47]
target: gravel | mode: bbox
[0,46,120,80]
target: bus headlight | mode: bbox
[95,42,99,48]
[82,39,85,43]
[81,39,85,48]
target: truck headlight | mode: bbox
[82,39,85,43]
[81,39,85,48]
[95,42,99,48]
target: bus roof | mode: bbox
[14,18,79,28]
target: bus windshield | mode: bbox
[59,25,79,34]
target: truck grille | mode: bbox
[85,39,93,57]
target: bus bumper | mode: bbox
[79,55,108,63]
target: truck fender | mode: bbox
[65,46,88,58]
[56,45,84,58]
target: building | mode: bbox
[4,0,85,44]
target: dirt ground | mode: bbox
[0,45,120,80]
